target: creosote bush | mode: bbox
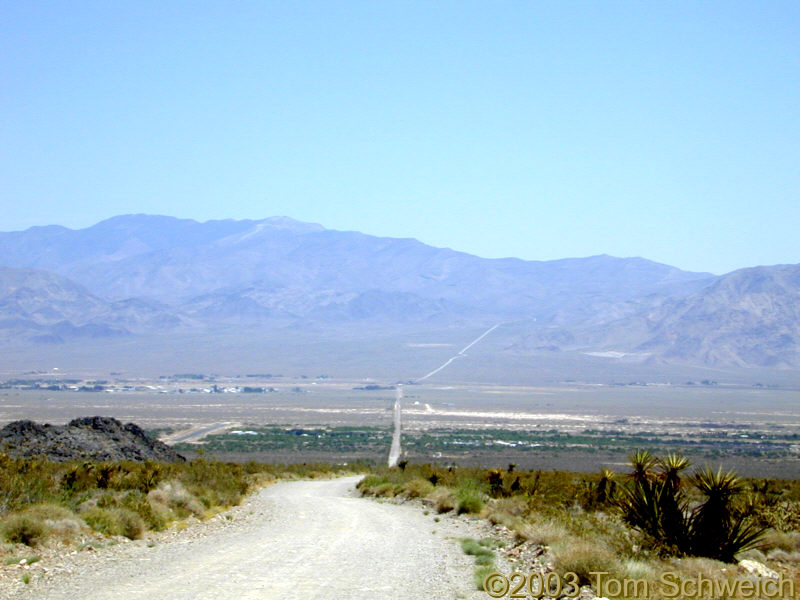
[1,515,48,546]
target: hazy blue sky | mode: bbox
[2,2,798,274]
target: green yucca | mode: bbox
[627,450,656,485]
[689,467,765,562]
[618,453,765,562]
[656,453,691,548]
[657,453,690,493]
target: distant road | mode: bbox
[164,423,234,444]
[387,386,402,467]
[417,323,502,382]
[387,323,503,465]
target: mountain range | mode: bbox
[0,214,797,370]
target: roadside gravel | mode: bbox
[2,476,493,600]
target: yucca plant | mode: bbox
[486,469,505,498]
[627,450,656,486]
[656,453,691,549]
[689,467,766,562]
[584,468,617,509]
[596,468,616,505]
[618,453,764,562]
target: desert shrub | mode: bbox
[46,516,86,539]
[139,497,172,531]
[431,487,456,513]
[0,455,54,512]
[489,496,528,518]
[1,514,48,546]
[178,459,249,508]
[756,501,800,532]
[16,503,84,541]
[117,508,145,539]
[484,496,530,528]
[457,491,484,514]
[403,478,434,498]
[148,481,204,518]
[0,454,369,547]
[80,507,119,536]
[356,475,389,496]
[376,483,400,497]
[81,507,144,539]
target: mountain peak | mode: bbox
[258,216,326,233]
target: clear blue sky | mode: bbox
[2,1,798,274]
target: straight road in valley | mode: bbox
[387,386,403,467]
[387,323,504,465]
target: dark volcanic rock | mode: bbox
[0,416,185,462]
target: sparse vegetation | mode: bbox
[0,452,367,556]
[358,455,800,597]
[460,538,497,589]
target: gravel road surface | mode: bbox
[7,476,486,600]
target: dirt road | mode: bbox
[10,477,484,600]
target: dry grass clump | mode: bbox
[621,558,658,580]
[485,496,528,527]
[148,481,204,518]
[513,517,570,547]
[668,556,728,583]
[766,548,800,564]
[0,504,89,546]
[0,514,49,546]
[403,478,434,498]
[551,539,623,586]
[19,504,86,541]
[455,479,486,515]
[355,475,390,496]
[761,529,800,553]
[430,487,456,513]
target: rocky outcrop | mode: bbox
[0,416,185,462]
